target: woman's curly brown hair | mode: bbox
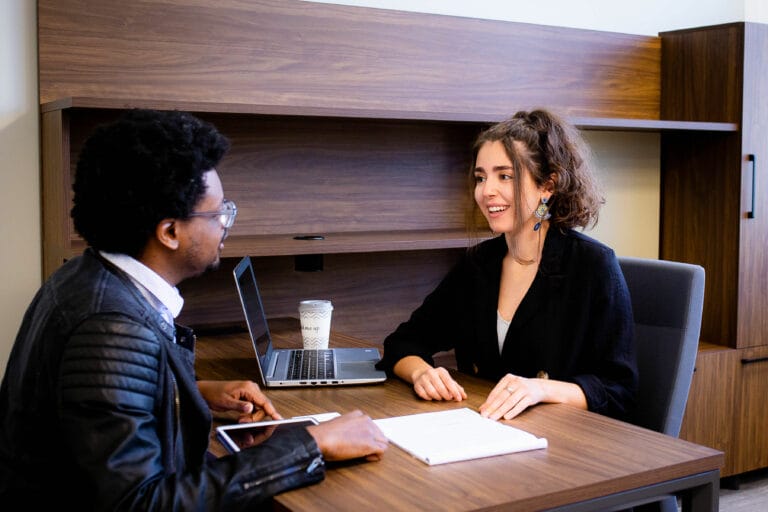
[468,109,604,235]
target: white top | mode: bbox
[497,311,511,354]
[99,251,184,325]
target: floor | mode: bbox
[719,468,768,512]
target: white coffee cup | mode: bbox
[298,300,333,350]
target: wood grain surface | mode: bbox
[39,0,660,119]
[196,322,723,512]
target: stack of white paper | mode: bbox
[374,407,547,465]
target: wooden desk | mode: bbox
[195,320,723,512]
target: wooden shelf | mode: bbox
[697,341,736,352]
[69,229,493,259]
[571,116,737,132]
[223,230,494,256]
[41,97,739,133]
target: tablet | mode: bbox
[216,418,319,453]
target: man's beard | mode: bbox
[204,256,221,274]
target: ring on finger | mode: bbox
[506,386,514,394]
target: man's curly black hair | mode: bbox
[71,109,230,257]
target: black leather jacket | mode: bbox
[0,249,324,510]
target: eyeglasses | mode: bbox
[188,199,237,229]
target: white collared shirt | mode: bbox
[99,251,184,324]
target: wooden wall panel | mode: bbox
[53,108,482,256]
[212,115,478,236]
[660,131,741,346]
[178,249,463,344]
[40,110,69,275]
[38,0,660,120]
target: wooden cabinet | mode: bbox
[39,0,730,344]
[681,344,768,477]
[661,22,768,477]
[678,345,739,475]
[661,22,768,351]
[733,346,768,474]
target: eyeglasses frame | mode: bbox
[187,199,238,229]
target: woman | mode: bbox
[377,109,638,421]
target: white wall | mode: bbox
[746,0,768,23]
[584,131,661,257]
[1,0,40,377]
[307,0,746,36]
[0,0,756,379]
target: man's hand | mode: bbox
[197,380,282,422]
[305,410,388,462]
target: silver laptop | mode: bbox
[233,256,386,387]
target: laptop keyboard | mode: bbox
[287,349,336,380]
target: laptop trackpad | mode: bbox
[338,361,385,379]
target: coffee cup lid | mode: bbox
[299,299,333,310]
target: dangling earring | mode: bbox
[533,197,551,231]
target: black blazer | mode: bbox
[378,228,638,420]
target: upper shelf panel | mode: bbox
[39,0,662,120]
[41,97,738,133]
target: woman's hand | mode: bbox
[479,373,545,420]
[479,373,587,420]
[393,355,467,401]
[411,366,467,402]
[197,379,282,423]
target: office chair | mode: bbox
[619,257,705,512]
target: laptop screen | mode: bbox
[234,257,273,370]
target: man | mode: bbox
[0,109,387,509]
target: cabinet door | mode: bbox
[679,347,740,477]
[732,346,768,474]
[660,24,744,348]
[736,23,768,348]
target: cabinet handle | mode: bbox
[741,356,768,365]
[747,154,756,219]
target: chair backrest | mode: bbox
[618,257,705,437]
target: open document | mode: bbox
[374,407,547,465]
